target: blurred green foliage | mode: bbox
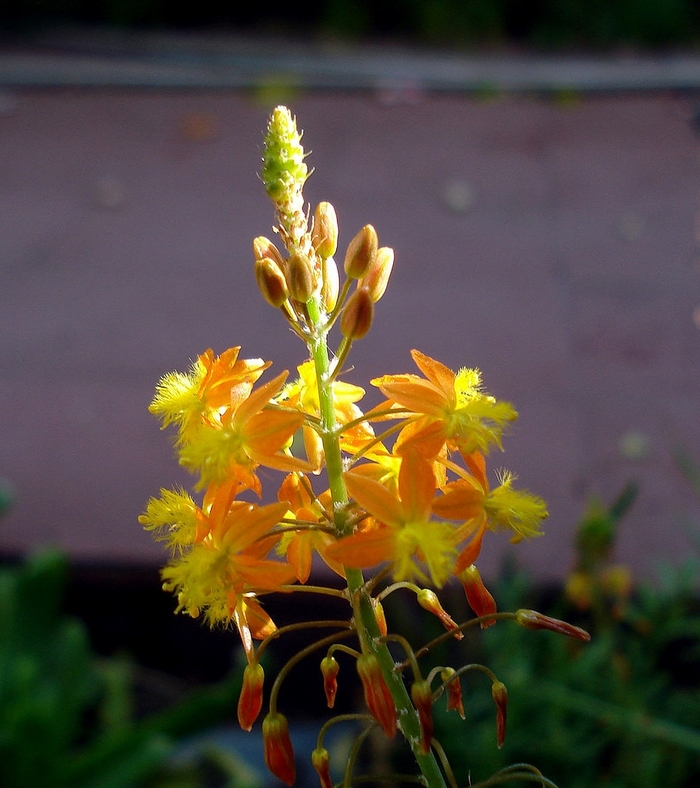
[431,484,700,788]
[0,549,253,788]
[3,0,700,48]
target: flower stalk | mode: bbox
[142,105,585,788]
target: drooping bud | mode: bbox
[491,680,508,748]
[440,668,465,719]
[311,747,333,788]
[320,256,340,311]
[372,599,388,637]
[359,246,394,303]
[286,251,316,303]
[343,224,378,279]
[262,712,296,786]
[320,655,340,708]
[255,257,289,308]
[458,564,497,628]
[417,588,463,640]
[312,202,338,259]
[410,680,434,754]
[340,286,374,340]
[356,653,397,738]
[515,609,591,641]
[237,662,265,731]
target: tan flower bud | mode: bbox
[320,255,340,311]
[255,257,289,308]
[312,202,338,259]
[344,224,378,279]
[286,251,316,303]
[340,286,374,340]
[253,236,285,270]
[360,246,394,302]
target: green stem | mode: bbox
[305,294,448,788]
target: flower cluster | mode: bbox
[142,106,585,788]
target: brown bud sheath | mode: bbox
[491,680,508,748]
[340,286,374,339]
[237,662,265,731]
[417,588,463,639]
[312,747,334,788]
[320,655,340,708]
[411,680,434,754]
[344,224,378,279]
[441,668,465,719]
[287,251,316,303]
[515,609,591,641]
[356,653,397,738]
[262,712,296,786]
[255,257,289,308]
[458,564,497,628]
[320,255,340,311]
[359,245,394,302]
[312,202,338,259]
[253,236,286,269]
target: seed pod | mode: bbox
[359,245,394,302]
[312,202,338,259]
[340,286,374,340]
[312,747,333,788]
[320,655,340,709]
[344,224,377,279]
[417,588,462,639]
[440,667,465,719]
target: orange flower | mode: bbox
[326,451,457,586]
[277,473,345,581]
[149,346,270,440]
[371,350,517,458]
[177,370,311,491]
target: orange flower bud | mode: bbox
[356,653,397,738]
[410,679,434,754]
[515,609,591,641]
[320,655,340,708]
[262,712,296,786]
[440,668,465,719]
[255,257,289,308]
[340,286,374,340]
[312,202,338,259]
[237,661,265,731]
[287,251,316,303]
[491,680,508,748]
[372,599,388,637]
[344,224,378,279]
[417,588,463,640]
[458,565,497,628]
[359,246,394,302]
[311,746,333,788]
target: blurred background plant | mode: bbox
[0,548,256,788]
[2,0,700,49]
[398,477,700,788]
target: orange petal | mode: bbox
[373,375,446,417]
[324,527,396,569]
[344,470,404,526]
[410,349,456,396]
[398,451,436,521]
